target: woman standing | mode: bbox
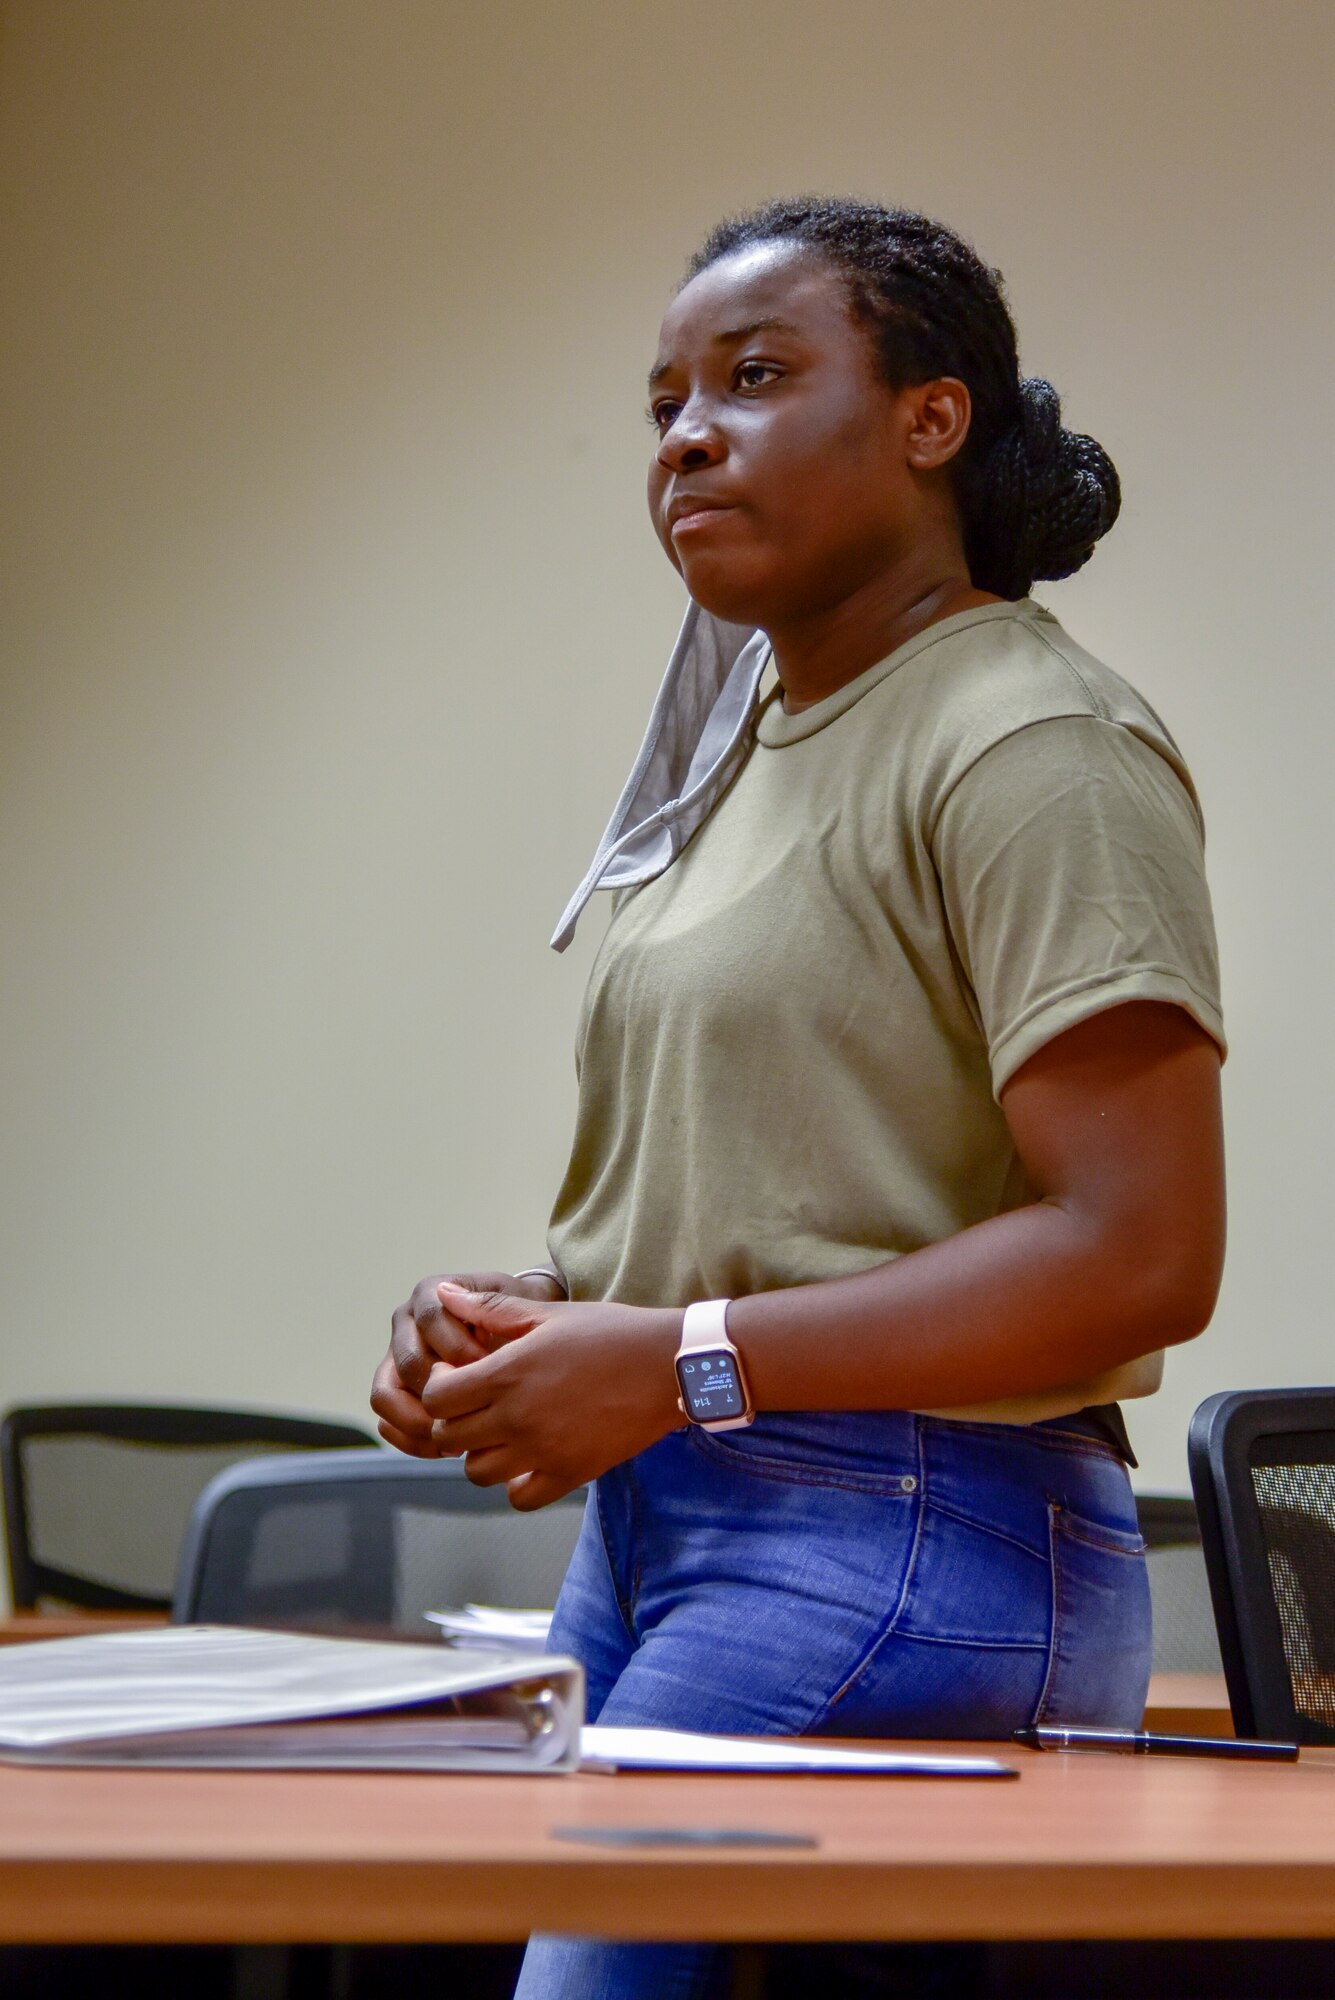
[373,199,1225,1997]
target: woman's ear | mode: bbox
[904,377,973,471]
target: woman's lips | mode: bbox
[669,502,739,538]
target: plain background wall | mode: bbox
[2,0,1332,1505]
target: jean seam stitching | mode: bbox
[924,1415,1124,1463]
[1033,1502,1063,1723]
[594,1478,638,1646]
[686,1427,921,1496]
[806,1419,931,1724]
[884,1631,1048,1653]
[923,1497,1051,1565]
[1053,1510,1147,1558]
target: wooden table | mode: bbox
[1143,1672,1234,1736]
[0,1613,169,1645]
[0,1745,1332,1946]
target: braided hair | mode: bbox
[686,199,1120,601]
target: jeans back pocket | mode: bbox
[1034,1501,1152,1729]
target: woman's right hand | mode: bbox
[371,1268,562,1457]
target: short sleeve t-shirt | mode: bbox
[548,599,1225,1426]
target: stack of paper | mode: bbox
[426,1605,553,1654]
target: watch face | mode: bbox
[676,1347,747,1422]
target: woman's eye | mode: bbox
[647,401,681,432]
[736,361,781,391]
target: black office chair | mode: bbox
[1189,1388,1335,1745]
[173,1448,587,1635]
[1135,1491,1223,1674]
[1,1404,376,1613]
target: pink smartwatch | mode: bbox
[674,1299,754,1432]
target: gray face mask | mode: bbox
[550,603,771,952]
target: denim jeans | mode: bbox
[515,1409,1150,2000]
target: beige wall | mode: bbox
[1,0,1332,1504]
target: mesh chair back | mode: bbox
[173,1449,587,1636]
[1189,1389,1335,1745]
[1136,1493,1223,1674]
[1,1405,375,1612]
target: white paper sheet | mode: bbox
[580,1726,1016,1778]
[425,1605,553,1654]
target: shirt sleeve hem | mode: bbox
[989,968,1228,1098]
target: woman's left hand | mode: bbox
[420,1283,684,1509]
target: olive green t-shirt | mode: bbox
[548,599,1225,1425]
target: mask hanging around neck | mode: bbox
[550,602,772,952]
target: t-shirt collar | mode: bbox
[758,600,1038,747]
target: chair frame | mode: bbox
[1135,1493,1201,1548]
[1,1402,376,1612]
[1188,1387,1335,1744]
[172,1447,586,1626]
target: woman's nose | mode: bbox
[656,405,725,474]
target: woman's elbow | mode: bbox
[1124,1228,1225,1350]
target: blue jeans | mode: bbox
[515,1410,1150,2000]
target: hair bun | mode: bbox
[1014,375,1122,588]
[1016,374,1063,462]
[974,376,1121,599]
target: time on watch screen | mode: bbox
[676,1350,746,1421]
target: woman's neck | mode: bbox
[772,566,1001,714]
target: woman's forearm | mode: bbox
[727,1193,1212,1414]
[722,1003,1225,1415]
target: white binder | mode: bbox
[0,1624,583,1772]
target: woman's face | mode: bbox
[646,241,966,632]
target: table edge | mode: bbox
[2,1856,1334,1944]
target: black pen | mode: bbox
[1013,1725,1297,1762]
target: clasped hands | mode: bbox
[370,1272,684,1510]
